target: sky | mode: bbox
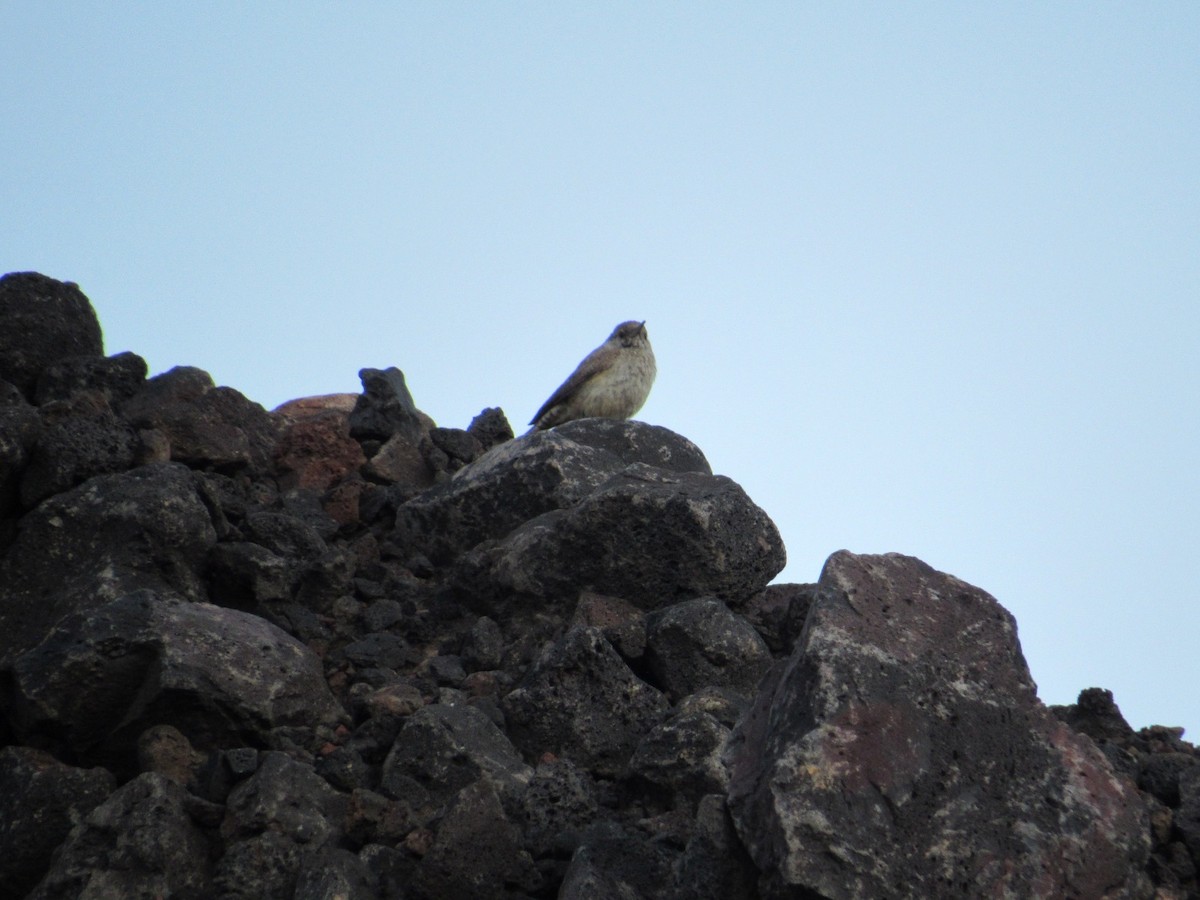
[3,4,1197,736]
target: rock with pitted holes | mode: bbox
[726,551,1152,900]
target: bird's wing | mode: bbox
[530,346,610,424]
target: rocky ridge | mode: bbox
[0,270,1196,899]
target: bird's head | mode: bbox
[610,320,648,348]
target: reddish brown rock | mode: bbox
[273,393,358,421]
[272,402,366,493]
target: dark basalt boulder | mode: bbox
[643,597,773,702]
[349,366,424,444]
[466,406,514,451]
[0,273,103,401]
[629,709,732,799]
[293,848,376,900]
[7,591,346,771]
[727,551,1153,900]
[518,758,603,858]
[25,773,211,900]
[486,464,786,608]
[34,350,148,406]
[558,822,675,900]
[1,272,1193,899]
[411,778,537,900]
[503,626,670,778]
[669,794,760,900]
[19,395,137,507]
[0,747,117,899]
[215,751,350,900]
[395,418,712,565]
[120,366,278,471]
[379,702,531,811]
[0,379,40,528]
[221,751,349,846]
[0,463,217,664]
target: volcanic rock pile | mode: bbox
[0,271,1197,899]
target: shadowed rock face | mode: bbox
[0,273,1193,899]
[0,272,102,400]
[0,463,218,665]
[727,552,1153,900]
[8,592,345,772]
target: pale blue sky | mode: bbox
[4,4,1197,734]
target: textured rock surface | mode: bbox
[33,350,148,406]
[0,379,40,526]
[26,773,212,900]
[0,463,217,663]
[0,273,1192,899]
[727,551,1153,899]
[121,366,278,470]
[396,418,712,565]
[0,272,103,399]
[380,702,531,809]
[0,747,117,899]
[349,366,424,443]
[411,778,535,900]
[504,626,670,778]
[644,597,773,701]
[272,400,366,493]
[20,396,137,506]
[488,464,786,607]
[8,591,345,770]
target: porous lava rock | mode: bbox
[0,379,40,526]
[25,773,212,900]
[8,591,345,772]
[410,778,536,900]
[727,551,1153,899]
[0,747,117,899]
[120,366,278,470]
[19,394,137,507]
[0,272,103,400]
[504,626,670,778]
[0,463,217,664]
[34,350,148,406]
[349,366,424,444]
[271,394,366,494]
[379,702,532,811]
[394,418,712,565]
[0,272,1193,899]
[486,464,786,608]
[643,597,773,701]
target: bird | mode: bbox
[529,320,656,430]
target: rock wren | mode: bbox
[529,321,656,430]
